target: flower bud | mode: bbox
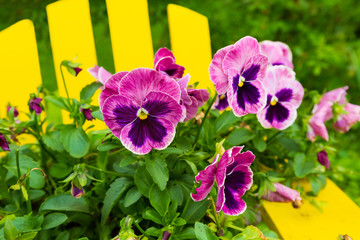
[29,97,43,115]
[81,108,94,121]
[317,150,330,169]
[7,106,19,117]
[0,134,10,151]
[71,181,85,198]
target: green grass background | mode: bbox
[1,0,359,205]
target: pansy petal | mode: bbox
[102,95,139,139]
[228,78,266,116]
[120,117,176,155]
[257,102,297,130]
[98,67,113,85]
[143,91,183,125]
[177,74,192,105]
[99,88,118,111]
[209,45,234,94]
[216,149,232,188]
[105,71,128,92]
[262,183,301,202]
[223,36,261,75]
[154,48,175,67]
[319,86,348,106]
[87,65,100,79]
[213,94,229,111]
[307,103,333,141]
[333,103,360,132]
[157,58,185,79]
[260,40,293,69]
[119,68,181,105]
[242,54,268,82]
[191,155,219,201]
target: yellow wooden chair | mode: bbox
[1,1,359,239]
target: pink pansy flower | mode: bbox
[71,182,85,198]
[259,40,294,69]
[191,146,254,216]
[87,64,112,85]
[257,66,304,130]
[0,134,10,151]
[209,36,268,116]
[102,68,182,155]
[317,150,330,169]
[213,93,229,111]
[177,74,210,122]
[262,183,301,206]
[154,48,185,79]
[333,103,360,132]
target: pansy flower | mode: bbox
[29,97,43,115]
[177,74,210,122]
[88,64,112,86]
[71,182,85,198]
[257,66,304,130]
[102,68,182,155]
[259,40,294,69]
[262,183,302,208]
[209,36,268,116]
[317,150,330,169]
[191,146,254,216]
[213,93,229,111]
[154,48,185,79]
[333,103,360,133]
[0,133,10,151]
[81,108,94,121]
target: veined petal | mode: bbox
[157,58,185,79]
[120,117,176,155]
[106,71,128,92]
[119,68,181,105]
[333,103,360,132]
[99,88,118,111]
[177,74,192,105]
[191,155,219,201]
[257,102,297,130]
[154,48,176,67]
[319,86,348,106]
[260,40,293,69]
[209,45,234,94]
[87,65,113,84]
[102,95,139,139]
[241,54,268,82]
[223,36,261,75]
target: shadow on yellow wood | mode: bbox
[46,0,105,129]
[106,0,154,71]
[262,179,360,239]
[0,20,40,144]
[167,4,214,94]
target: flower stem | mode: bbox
[60,63,71,103]
[210,195,223,236]
[85,164,133,178]
[15,149,23,207]
[193,94,218,148]
[134,220,155,240]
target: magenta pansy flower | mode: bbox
[71,182,85,198]
[209,36,268,116]
[29,97,43,115]
[81,108,94,121]
[88,64,112,85]
[0,134,10,151]
[213,93,229,111]
[191,146,254,216]
[177,74,210,122]
[256,66,304,130]
[259,40,294,69]
[262,183,301,204]
[102,68,182,155]
[333,103,360,133]
[154,48,185,79]
[7,106,19,118]
[317,150,330,169]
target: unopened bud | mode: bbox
[292,199,302,208]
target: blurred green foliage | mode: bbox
[0,0,359,205]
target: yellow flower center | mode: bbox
[270,96,278,106]
[219,94,225,100]
[238,76,245,87]
[137,108,149,120]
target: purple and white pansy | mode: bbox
[191,146,254,216]
[259,40,294,69]
[101,68,183,155]
[154,48,185,79]
[209,36,268,116]
[257,66,304,130]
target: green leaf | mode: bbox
[143,209,163,225]
[97,142,121,152]
[42,131,64,152]
[91,110,103,121]
[16,232,38,240]
[149,184,170,216]
[42,213,68,230]
[144,227,161,237]
[45,96,70,111]
[40,193,90,213]
[227,128,255,146]
[215,110,239,134]
[194,222,218,240]
[146,156,169,191]
[49,163,72,179]
[124,187,142,207]
[172,217,186,226]
[4,220,18,240]
[101,178,132,225]
[175,227,196,239]
[253,134,267,152]
[181,199,209,224]
[293,153,316,178]
[233,225,264,240]
[120,156,138,167]
[309,175,327,195]
[80,82,102,101]
[134,166,153,198]
[61,125,90,158]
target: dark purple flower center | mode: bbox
[265,94,289,123]
[241,64,260,81]
[128,117,167,147]
[215,94,229,111]
[275,88,293,102]
[232,74,261,110]
[224,170,248,211]
[272,62,284,66]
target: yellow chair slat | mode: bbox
[106,0,154,71]
[262,179,360,239]
[167,4,214,93]
[0,20,42,119]
[46,0,104,129]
